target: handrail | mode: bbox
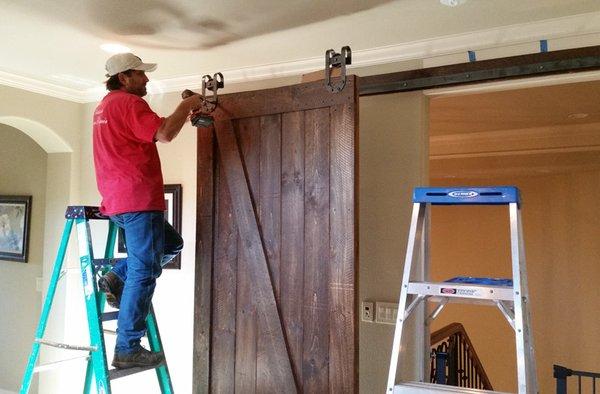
[554,364,599,393]
[430,322,493,390]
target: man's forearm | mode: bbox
[155,95,201,143]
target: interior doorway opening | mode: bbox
[427,80,600,393]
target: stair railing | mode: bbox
[430,322,493,390]
[554,364,599,393]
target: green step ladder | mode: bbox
[20,206,173,394]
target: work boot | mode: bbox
[97,271,124,309]
[112,347,165,369]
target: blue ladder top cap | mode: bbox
[413,186,520,205]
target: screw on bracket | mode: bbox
[325,46,352,93]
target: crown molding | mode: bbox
[0,70,87,103]
[4,11,600,103]
[430,122,600,159]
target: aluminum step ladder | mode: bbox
[20,206,173,394]
[386,187,538,394]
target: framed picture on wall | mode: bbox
[116,184,182,269]
[0,195,32,263]
[163,184,182,269]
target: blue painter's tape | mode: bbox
[413,186,520,205]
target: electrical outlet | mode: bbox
[36,277,43,292]
[361,301,374,322]
[375,302,398,325]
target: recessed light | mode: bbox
[567,113,589,119]
[440,0,468,7]
[100,43,131,54]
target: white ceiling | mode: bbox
[1,0,600,101]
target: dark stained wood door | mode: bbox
[194,76,358,393]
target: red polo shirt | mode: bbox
[93,90,166,216]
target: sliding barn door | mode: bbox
[195,76,357,393]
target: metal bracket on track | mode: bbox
[202,72,224,106]
[325,46,351,93]
[181,72,224,128]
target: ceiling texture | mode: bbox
[1,0,600,101]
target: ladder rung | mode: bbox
[35,338,97,352]
[103,328,117,335]
[109,362,165,380]
[33,355,90,373]
[407,281,514,304]
[102,311,120,321]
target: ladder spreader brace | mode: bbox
[387,187,538,394]
[20,206,173,394]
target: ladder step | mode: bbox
[393,382,510,393]
[407,281,514,305]
[93,258,126,270]
[35,338,97,352]
[109,362,165,380]
[101,311,120,321]
[103,328,117,336]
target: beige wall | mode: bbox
[0,124,47,393]
[0,85,81,394]
[359,92,429,392]
[430,171,600,393]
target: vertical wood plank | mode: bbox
[303,108,331,393]
[215,119,297,392]
[329,102,358,393]
[194,127,214,394]
[259,114,282,300]
[210,153,237,393]
[257,114,283,392]
[281,112,305,388]
[235,117,260,393]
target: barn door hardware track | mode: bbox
[359,45,600,96]
[325,46,352,93]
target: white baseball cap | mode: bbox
[105,53,157,77]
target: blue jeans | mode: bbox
[109,211,183,354]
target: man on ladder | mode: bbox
[93,52,203,369]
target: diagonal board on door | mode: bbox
[215,119,296,390]
[195,76,357,393]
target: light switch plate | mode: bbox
[375,302,398,325]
